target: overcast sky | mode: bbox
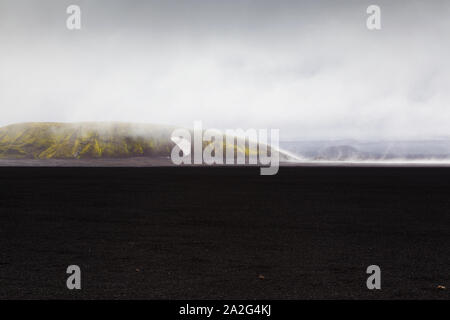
[1,0,450,140]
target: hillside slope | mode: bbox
[0,122,174,159]
[0,122,291,162]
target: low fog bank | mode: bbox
[281,140,450,163]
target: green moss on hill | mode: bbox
[0,122,286,162]
[0,122,175,159]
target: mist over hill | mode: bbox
[0,123,291,165]
[0,122,175,159]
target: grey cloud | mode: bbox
[1,0,450,140]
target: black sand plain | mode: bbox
[0,166,449,299]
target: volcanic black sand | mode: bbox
[0,166,449,299]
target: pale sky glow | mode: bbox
[1,0,450,140]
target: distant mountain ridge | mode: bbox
[280,140,450,161]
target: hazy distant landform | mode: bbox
[281,141,450,163]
